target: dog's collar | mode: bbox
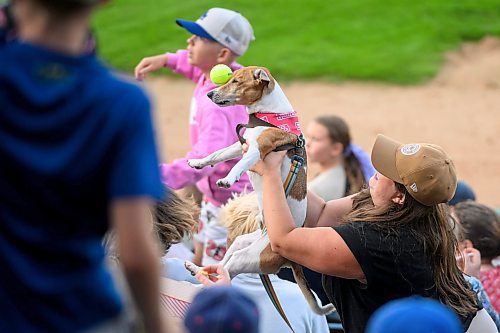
[254,112,302,136]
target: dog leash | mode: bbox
[258,138,305,333]
[283,154,306,196]
[259,274,296,332]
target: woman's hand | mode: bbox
[244,143,286,176]
[194,264,231,286]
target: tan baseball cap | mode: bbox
[371,134,457,206]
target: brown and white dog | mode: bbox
[186,66,334,315]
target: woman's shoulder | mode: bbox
[333,221,385,246]
[335,221,421,247]
[336,220,398,231]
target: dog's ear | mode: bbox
[253,67,275,94]
[253,68,271,82]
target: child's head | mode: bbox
[306,115,350,164]
[366,296,462,333]
[103,187,199,260]
[448,180,476,206]
[153,187,199,253]
[220,192,260,247]
[184,285,259,333]
[453,201,500,261]
[176,8,254,71]
[306,115,365,193]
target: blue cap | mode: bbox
[175,19,216,41]
[366,297,462,333]
[449,180,476,206]
[175,8,255,56]
[184,286,259,333]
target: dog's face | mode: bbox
[207,66,276,107]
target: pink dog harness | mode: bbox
[235,112,303,152]
[254,111,302,136]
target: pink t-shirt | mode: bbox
[159,50,251,206]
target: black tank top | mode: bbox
[322,221,478,333]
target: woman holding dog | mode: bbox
[250,134,496,333]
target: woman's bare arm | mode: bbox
[259,155,363,279]
[304,190,357,228]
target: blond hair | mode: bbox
[220,192,260,244]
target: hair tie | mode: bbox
[343,144,352,157]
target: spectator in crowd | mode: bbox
[279,115,376,308]
[453,201,500,313]
[184,286,259,333]
[248,134,494,332]
[365,296,462,333]
[449,180,476,206]
[162,192,330,333]
[448,211,500,329]
[0,0,166,331]
[305,115,375,201]
[134,7,255,267]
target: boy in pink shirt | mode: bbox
[135,8,254,266]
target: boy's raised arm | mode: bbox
[135,50,203,83]
[134,54,168,81]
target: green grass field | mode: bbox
[93,0,500,83]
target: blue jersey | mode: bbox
[0,42,164,332]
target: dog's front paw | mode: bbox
[188,159,207,169]
[216,178,235,188]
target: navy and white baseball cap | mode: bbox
[176,8,255,56]
[184,286,259,333]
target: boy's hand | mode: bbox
[134,54,168,81]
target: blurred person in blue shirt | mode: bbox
[0,0,167,332]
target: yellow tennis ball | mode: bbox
[210,64,233,86]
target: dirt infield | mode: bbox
[145,37,500,208]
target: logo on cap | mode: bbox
[199,11,208,20]
[410,182,418,192]
[401,144,421,156]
